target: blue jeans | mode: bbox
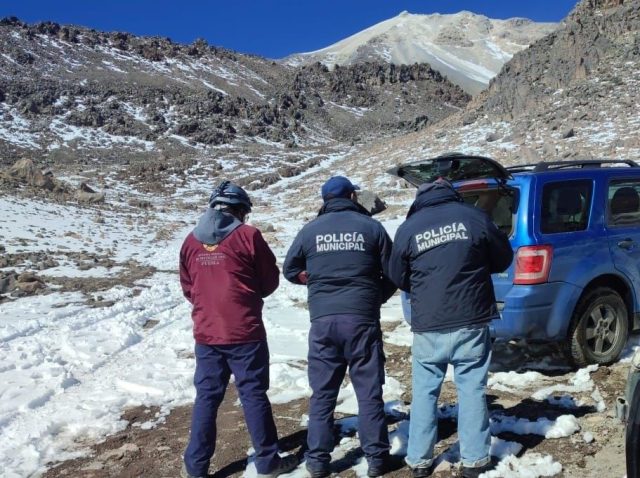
[183,341,281,476]
[306,315,389,471]
[406,325,492,469]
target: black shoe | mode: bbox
[257,455,300,478]
[367,463,386,477]
[180,463,208,478]
[368,454,405,477]
[411,465,433,478]
[305,462,331,478]
[462,461,495,478]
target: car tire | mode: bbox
[567,287,629,367]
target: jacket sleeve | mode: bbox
[179,241,193,304]
[378,226,398,303]
[389,228,412,293]
[485,217,514,274]
[283,231,307,284]
[252,229,280,298]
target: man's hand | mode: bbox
[297,271,308,284]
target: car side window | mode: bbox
[541,180,592,234]
[608,179,640,227]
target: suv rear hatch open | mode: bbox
[387,152,512,187]
[388,153,517,237]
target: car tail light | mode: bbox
[513,245,553,285]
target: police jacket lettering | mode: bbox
[389,182,514,332]
[283,198,397,321]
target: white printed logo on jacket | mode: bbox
[316,232,366,252]
[415,222,469,253]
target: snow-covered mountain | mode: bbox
[285,11,558,95]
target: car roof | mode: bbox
[507,159,640,175]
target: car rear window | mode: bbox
[459,188,517,236]
[608,179,640,227]
[541,180,593,234]
[399,156,505,184]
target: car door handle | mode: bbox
[618,239,635,250]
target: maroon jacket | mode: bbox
[179,223,279,344]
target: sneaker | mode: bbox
[180,463,208,478]
[257,455,300,478]
[305,462,331,478]
[411,465,433,478]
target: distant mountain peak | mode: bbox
[284,11,557,95]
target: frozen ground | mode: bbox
[1,143,639,478]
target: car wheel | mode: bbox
[567,287,629,367]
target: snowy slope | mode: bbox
[285,11,557,94]
[2,136,638,477]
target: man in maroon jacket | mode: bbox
[179,180,298,478]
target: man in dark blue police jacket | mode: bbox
[389,179,513,478]
[284,176,397,478]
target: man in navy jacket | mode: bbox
[389,179,512,478]
[284,176,397,478]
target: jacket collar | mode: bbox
[318,197,371,217]
[407,181,462,218]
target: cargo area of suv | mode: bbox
[389,153,640,366]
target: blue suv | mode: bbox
[390,153,640,366]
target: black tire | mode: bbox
[567,287,629,367]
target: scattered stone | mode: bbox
[143,319,160,330]
[128,199,153,209]
[258,223,276,233]
[485,131,500,142]
[16,280,44,294]
[562,127,576,139]
[76,190,106,204]
[356,190,387,216]
[0,271,18,294]
[17,271,42,283]
[79,182,97,193]
[433,460,453,474]
[462,112,478,126]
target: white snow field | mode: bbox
[1,147,637,478]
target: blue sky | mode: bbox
[3,1,578,58]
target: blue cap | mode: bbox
[321,176,360,200]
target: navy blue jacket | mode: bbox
[283,198,397,321]
[389,182,513,332]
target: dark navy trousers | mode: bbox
[306,314,390,470]
[184,341,280,476]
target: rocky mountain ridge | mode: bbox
[479,0,639,118]
[0,17,469,167]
